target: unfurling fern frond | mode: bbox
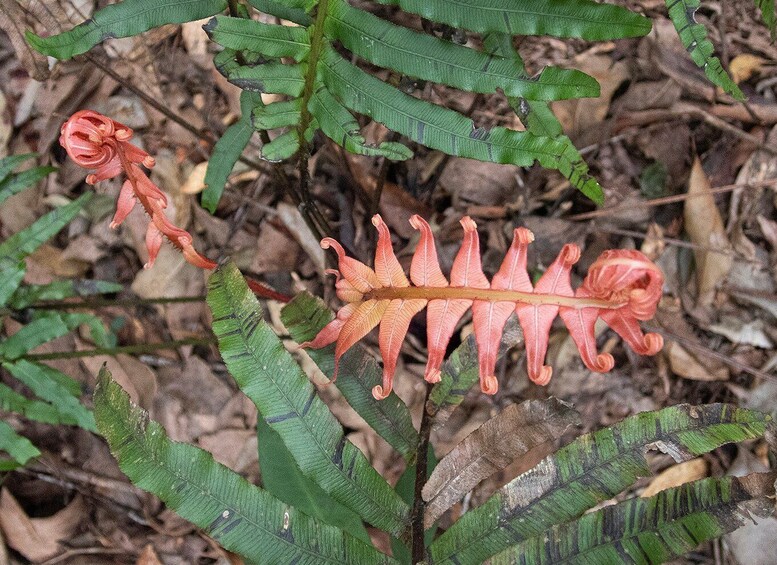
[303,215,664,400]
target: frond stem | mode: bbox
[365,287,625,309]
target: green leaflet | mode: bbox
[373,0,651,39]
[256,417,371,543]
[247,0,313,26]
[0,166,55,207]
[280,292,420,460]
[8,279,123,310]
[253,99,303,130]
[756,0,776,40]
[0,192,91,271]
[489,473,777,564]
[94,367,397,565]
[0,264,26,309]
[202,91,262,213]
[0,153,37,183]
[0,382,86,427]
[0,177,88,306]
[0,192,92,305]
[665,0,745,101]
[0,312,111,360]
[0,421,40,471]
[309,86,413,160]
[26,0,229,60]
[428,404,774,565]
[207,264,411,536]
[204,16,311,62]
[319,46,598,196]
[262,130,302,162]
[483,31,603,204]
[325,0,599,101]
[2,361,96,432]
[227,62,306,96]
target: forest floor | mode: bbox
[1,0,777,563]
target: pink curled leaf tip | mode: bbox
[305,216,664,399]
[60,110,216,271]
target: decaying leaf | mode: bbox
[684,157,733,308]
[422,398,580,528]
[666,340,729,382]
[641,458,708,498]
[0,2,49,81]
[0,489,85,562]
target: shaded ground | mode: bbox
[1,0,777,563]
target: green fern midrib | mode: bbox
[430,419,766,563]
[104,397,352,564]
[328,7,580,89]
[217,279,409,531]
[297,0,331,143]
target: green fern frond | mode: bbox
[205,0,641,203]
[29,0,656,206]
[665,0,745,101]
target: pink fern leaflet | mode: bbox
[304,214,664,400]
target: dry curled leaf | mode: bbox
[422,398,580,528]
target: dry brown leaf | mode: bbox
[197,429,258,474]
[250,223,300,274]
[729,54,767,84]
[136,544,164,565]
[0,489,85,562]
[666,340,729,381]
[641,458,708,498]
[551,54,629,140]
[684,158,733,308]
[422,398,580,528]
[180,161,210,195]
[80,352,158,411]
[0,2,49,81]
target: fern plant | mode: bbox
[27,1,774,214]
[89,259,777,564]
[27,0,660,208]
[0,155,118,470]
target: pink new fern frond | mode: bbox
[304,214,664,400]
[60,110,291,303]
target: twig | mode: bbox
[19,337,216,361]
[644,323,777,382]
[371,131,401,216]
[411,384,433,564]
[27,295,206,310]
[594,225,761,264]
[567,179,777,221]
